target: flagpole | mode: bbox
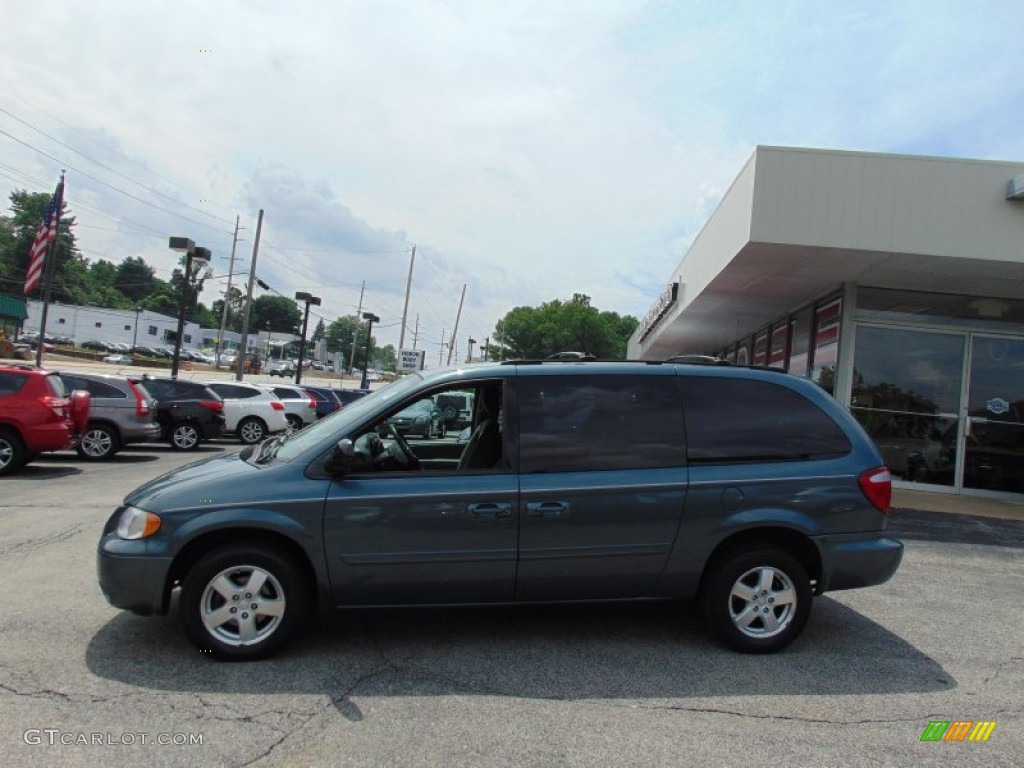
[34,171,65,368]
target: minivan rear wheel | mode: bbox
[180,544,307,660]
[701,547,811,653]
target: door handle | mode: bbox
[466,502,512,519]
[526,501,570,519]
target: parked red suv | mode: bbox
[0,364,88,475]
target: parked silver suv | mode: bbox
[57,371,161,460]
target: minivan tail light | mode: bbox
[307,396,316,410]
[127,380,150,416]
[199,400,223,412]
[859,467,892,514]
[270,401,284,411]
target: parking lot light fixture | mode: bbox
[360,312,379,389]
[168,238,209,378]
[294,291,322,385]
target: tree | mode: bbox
[311,318,325,344]
[326,315,376,371]
[375,344,398,372]
[251,295,302,334]
[210,287,246,333]
[114,257,157,302]
[494,294,638,359]
[0,189,81,303]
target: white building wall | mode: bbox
[750,147,1024,262]
[24,301,201,350]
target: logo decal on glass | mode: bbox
[986,397,1009,415]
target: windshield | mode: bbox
[273,373,425,462]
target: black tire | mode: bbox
[285,414,303,432]
[701,547,811,653]
[237,416,267,445]
[179,543,308,660]
[77,422,120,461]
[170,421,203,451]
[0,428,26,476]
[443,405,457,423]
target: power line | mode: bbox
[0,105,236,227]
[0,127,234,236]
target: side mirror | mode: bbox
[328,438,356,475]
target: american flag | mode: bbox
[24,176,65,295]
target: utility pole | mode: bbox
[412,313,419,350]
[234,209,263,381]
[347,280,365,377]
[397,245,415,356]
[216,215,241,368]
[483,336,489,361]
[438,329,445,366]
[446,283,466,366]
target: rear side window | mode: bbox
[45,374,67,398]
[681,377,851,463]
[210,383,258,399]
[0,372,28,394]
[518,375,685,473]
[62,376,125,399]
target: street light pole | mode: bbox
[294,291,322,385]
[168,237,210,379]
[360,312,379,390]
[131,306,141,355]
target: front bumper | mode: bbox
[814,532,904,592]
[96,534,173,616]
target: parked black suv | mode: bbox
[133,377,226,450]
[99,360,902,659]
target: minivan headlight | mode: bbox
[116,506,162,540]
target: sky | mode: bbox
[2,1,1022,363]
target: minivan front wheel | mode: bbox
[701,547,811,653]
[180,544,308,660]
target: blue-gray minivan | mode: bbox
[97,360,903,660]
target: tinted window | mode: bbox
[0,372,28,394]
[518,375,685,473]
[210,383,258,399]
[273,387,299,399]
[681,377,851,463]
[63,376,126,399]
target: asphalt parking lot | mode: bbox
[0,443,1021,767]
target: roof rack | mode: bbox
[664,355,731,366]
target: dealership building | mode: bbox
[629,146,1024,499]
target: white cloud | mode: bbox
[2,0,1022,355]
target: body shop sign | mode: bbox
[638,281,680,342]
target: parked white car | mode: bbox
[203,381,289,444]
[257,383,318,431]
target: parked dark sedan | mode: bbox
[302,386,343,419]
[388,398,445,438]
[331,388,370,407]
[132,377,226,450]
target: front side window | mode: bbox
[518,375,685,473]
[334,380,506,474]
[682,377,851,463]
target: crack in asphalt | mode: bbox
[0,523,89,558]
[622,703,1024,726]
